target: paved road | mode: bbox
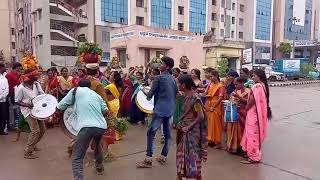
[1,85,320,180]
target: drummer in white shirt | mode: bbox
[0,63,9,135]
[15,69,45,159]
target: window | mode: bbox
[212,13,217,21]
[39,35,43,45]
[220,29,224,37]
[117,49,126,67]
[189,0,206,33]
[240,4,245,12]
[239,32,243,39]
[12,56,16,62]
[136,0,144,7]
[178,6,184,15]
[11,28,15,35]
[136,16,144,25]
[232,17,235,24]
[212,0,217,5]
[38,9,42,20]
[102,31,110,42]
[239,18,244,25]
[232,3,236,10]
[156,51,166,57]
[211,28,216,35]
[151,0,172,29]
[11,42,15,49]
[231,31,234,38]
[101,0,128,24]
[306,10,310,14]
[221,0,225,8]
[178,23,184,31]
[221,14,225,22]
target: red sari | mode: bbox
[120,79,133,117]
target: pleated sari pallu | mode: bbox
[226,88,250,153]
[205,83,224,144]
[176,94,208,179]
[241,83,267,162]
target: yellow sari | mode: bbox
[105,83,120,117]
[205,83,224,144]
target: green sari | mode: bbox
[173,95,184,126]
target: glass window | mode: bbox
[220,29,224,37]
[102,31,110,42]
[231,30,234,38]
[239,18,244,25]
[151,0,172,29]
[240,4,245,12]
[11,42,15,49]
[178,6,184,15]
[239,31,243,39]
[136,0,144,7]
[178,23,184,31]
[211,28,216,35]
[232,3,236,10]
[189,0,206,33]
[232,17,235,24]
[221,14,225,22]
[221,0,225,8]
[136,16,144,25]
[212,13,217,21]
[101,0,128,24]
[11,28,15,35]
[212,0,217,5]
[255,0,272,40]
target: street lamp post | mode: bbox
[290,17,300,59]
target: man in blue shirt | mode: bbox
[137,56,177,168]
[57,79,109,180]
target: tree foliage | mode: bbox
[278,42,292,56]
[217,58,229,77]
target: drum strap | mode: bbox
[67,87,77,106]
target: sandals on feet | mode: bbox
[241,158,260,164]
[136,158,153,168]
[156,156,167,165]
[24,152,39,159]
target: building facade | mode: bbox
[244,0,274,65]
[0,0,16,64]
[273,0,317,61]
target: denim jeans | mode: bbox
[160,117,173,136]
[72,127,105,180]
[146,114,171,157]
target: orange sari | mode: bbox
[205,83,224,144]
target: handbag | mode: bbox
[224,101,239,123]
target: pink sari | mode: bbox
[241,83,267,162]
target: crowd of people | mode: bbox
[0,55,272,180]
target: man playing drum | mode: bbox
[136,56,178,168]
[57,79,110,180]
[15,66,45,159]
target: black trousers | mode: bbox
[0,102,9,132]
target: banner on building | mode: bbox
[293,40,316,47]
[110,31,134,40]
[243,48,252,63]
[139,31,194,41]
[283,60,300,72]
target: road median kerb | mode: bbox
[270,80,320,87]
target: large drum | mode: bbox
[31,94,58,120]
[135,86,154,114]
[61,107,78,139]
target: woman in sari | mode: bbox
[45,68,59,127]
[202,68,224,148]
[240,68,254,89]
[57,67,73,101]
[120,74,133,118]
[105,83,120,118]
[241,69,272,164]
[172,68,183,127]
[129,71,146,124]
[72,68,86,87]
[176,74,207,180]
[226,77,250,154]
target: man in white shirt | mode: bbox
[57,79,109,180]
[15,69,45,159]
[0,63,9,135]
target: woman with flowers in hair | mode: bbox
[15,53,46,159]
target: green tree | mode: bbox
[217,58,229,77]
[301,63,316,78]
[278,42,292,57]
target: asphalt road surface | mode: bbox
[1,84,320,180]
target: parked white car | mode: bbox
[242,64,285,81]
